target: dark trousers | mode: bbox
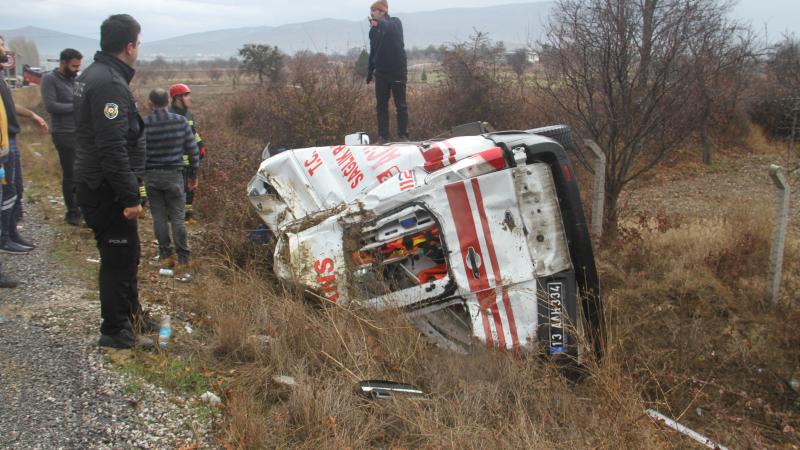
[76,182,141,335]
[146,170,189,263]
[1,139,22,243]
[52,132,80,220]
[0,177,4,276]
[374,76,409,139]
[182,168,194,218]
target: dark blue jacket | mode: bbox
[368,15,407,82]
[144,108,199,178]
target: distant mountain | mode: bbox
[3,2,555,62]
[143,2,555,59]
[0,26,97,65]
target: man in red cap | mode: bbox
[367,0,409,143]
[168,83,206,222]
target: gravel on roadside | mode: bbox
[0,203,217,449]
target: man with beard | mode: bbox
[0,35,49,256]
[41,48,83,226]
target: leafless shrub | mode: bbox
[539,0,754,238]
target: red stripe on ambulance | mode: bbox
[445,182,495,347]
[471,178,520,350]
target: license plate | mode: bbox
[547,282,565,354]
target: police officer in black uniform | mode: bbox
[74,14,155,349]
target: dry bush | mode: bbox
[601,204,800,448]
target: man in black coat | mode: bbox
[74,14,154,349]
[367,0,409,143]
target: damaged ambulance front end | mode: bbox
[248,127,604,363]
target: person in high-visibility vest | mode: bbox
[168,83,206,222]
[0,69,19,288]
[0,34,49,257]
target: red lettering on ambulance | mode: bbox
[333,147,365,189]
[314,257,334,274]
[399,169,416,191]
[304,150,323,177]
[313,258,340,302]
[366,146,402,170]
[377,166,399,183]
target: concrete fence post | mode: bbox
[584,140,606,240]
[767,164,790,304]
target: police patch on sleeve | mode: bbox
[103,103,119,119]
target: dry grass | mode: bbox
[181,202,799,448]
[601,204,800,449]
[187,268,665,448]
[9,68,800,448]
[166,70,799,448]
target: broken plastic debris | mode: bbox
[272,375,298,387]
[184,323,193,334]
[176,273,193,283]
[646,409,729,450]
[200,391,221,406]
[358,380,425,399]
[789,377,799,393]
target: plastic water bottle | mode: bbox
[159,315,172,350]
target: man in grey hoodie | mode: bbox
[41,48,83,225]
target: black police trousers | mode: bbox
[76,182,141,335]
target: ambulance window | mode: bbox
[349,207,449,298]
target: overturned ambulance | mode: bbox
[248,125,604,362]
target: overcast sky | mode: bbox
[1,0,798,42]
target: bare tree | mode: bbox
[238,44,285,85]
[761,36,800,162]
[688,13,756,164]
[506,48,531,82]
[539,0,749,238]
[439,31,511,125]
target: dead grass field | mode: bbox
[9,73,800,448]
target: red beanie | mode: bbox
[371,0,388,12]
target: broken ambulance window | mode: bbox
[348,206,449,299]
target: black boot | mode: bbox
[98,329,155,349]
[9,227,34,249]
[0,240,31,255]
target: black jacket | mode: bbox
[74,51,145,208]
[368,15,407,82]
